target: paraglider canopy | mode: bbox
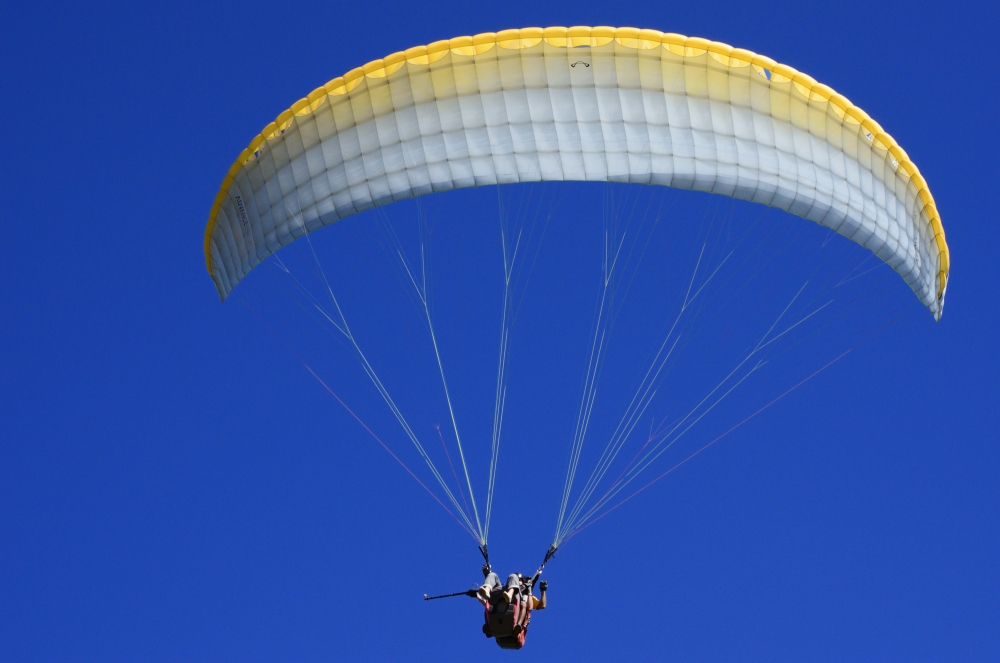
[204,27,948,319]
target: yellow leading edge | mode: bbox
[204,26,949,309]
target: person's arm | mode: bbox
[534,580,547,610]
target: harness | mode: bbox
[483,578,532,649]
[478,544,556,649]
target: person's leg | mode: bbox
[502,574,521,604]
[478,571,502,602]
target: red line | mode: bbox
[563,348,852,543]
[299,363,475,538]
[436,425,472,521]
[242,301,477,540]
[594,426,658,509]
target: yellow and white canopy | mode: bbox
[204,27,949,318]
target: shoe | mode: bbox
[477,585,491,602]
[503,588,516,604]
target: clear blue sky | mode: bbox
[3,1,997,660]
